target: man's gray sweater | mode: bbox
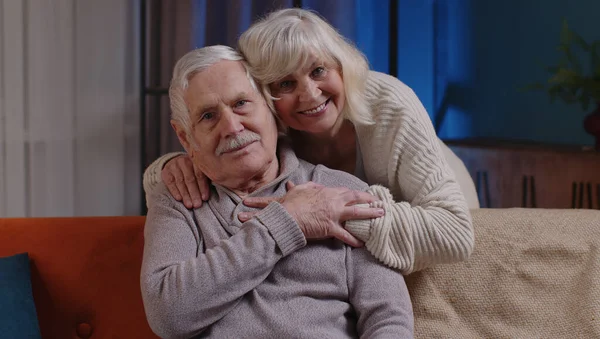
[140,145,413,338]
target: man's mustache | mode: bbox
[215,131,262,155]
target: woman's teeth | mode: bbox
[301,100,328,115]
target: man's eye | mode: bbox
[200,112,214,121]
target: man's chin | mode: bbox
[224,155,276,177]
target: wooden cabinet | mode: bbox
[446,139,600,209]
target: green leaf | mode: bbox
[590,81,600,102]
[572,31,591,52]
[560,19,572,45]
[548,68,580,85]
[557,44,568,53]
[548,85,561,102]
[558,91,578,104]
[548,84,578,105]
[535,21,600,108]
[553,56,570,70]
[563,46,583,73]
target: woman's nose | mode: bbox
[298,79,322,102]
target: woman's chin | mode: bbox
[295,113,339,134]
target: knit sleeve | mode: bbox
[142,152,186,194]
[141,186,306,338]
[352,72,474,274]
[346,246,414,337]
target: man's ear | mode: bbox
[171,120,194,156]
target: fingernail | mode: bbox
[239,212,249,220]
[377,208,385,216]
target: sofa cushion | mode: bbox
[0,253,41,339]
[406,208,600,338]
[0,217,158,339]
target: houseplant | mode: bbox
[529,20,600,150]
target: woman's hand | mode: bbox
[161,155,211,209]
[239,181,384,247]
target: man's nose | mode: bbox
[298,79,321,102]
[218,109,244,136]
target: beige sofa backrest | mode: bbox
[406,208,600,338]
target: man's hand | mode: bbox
[239,181,385,247]
[161,155,211,209]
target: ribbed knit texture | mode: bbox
[142,151,185,207]
[347,71,474,273]
[143,71,474,275]
[256,201,306,256]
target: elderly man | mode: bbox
[140,45,413,339]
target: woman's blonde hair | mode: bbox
[238,8,374,125]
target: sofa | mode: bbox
[1,208,599,338]
[0,216,157,339]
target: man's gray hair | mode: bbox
[169,45,259,136]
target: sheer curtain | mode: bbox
[0,0,140,217]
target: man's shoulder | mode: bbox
[311,164,368,191]
[146,181,200,217]
[286,154,367,191]
[147,181,173,205]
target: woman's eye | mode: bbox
[234,100,248,108]
[279,80,294,91]
[312,67,325,77]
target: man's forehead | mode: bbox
[185,60,256,113]
[193,61,253,92]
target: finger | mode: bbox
[340,205,385,222]
[304,181,323,188]
[170,171,192,208]
[286,180,295,190]
[341,190,378,205]
[243,196,278,208]
[196,171,211,202]
[180,163,203,208]
[331,226,364,248]
[175,180,194,209]
[238,211,258,222]
[293,181,321,190]
[163,173,183,201]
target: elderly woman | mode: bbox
[144,8,474,273]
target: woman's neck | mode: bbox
[290,120,357,173]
